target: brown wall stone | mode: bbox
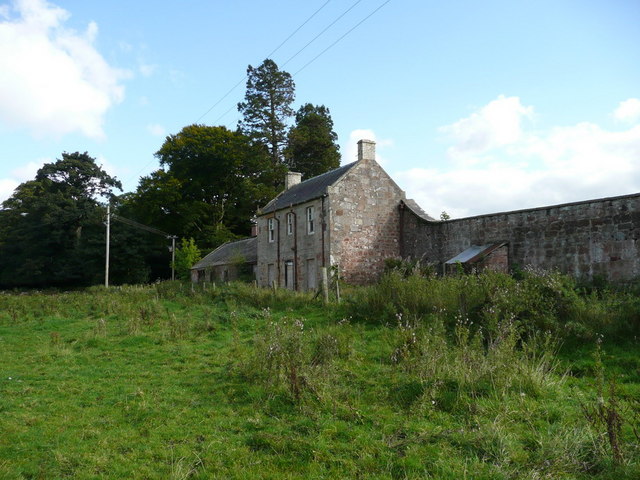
[401,193,640,282]
[328,159,405,284]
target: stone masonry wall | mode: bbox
[256,197,326,290]
[328,159,405,285]
[402,193,640,282]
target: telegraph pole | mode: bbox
[105,204,111,288]
[105,211,177,283]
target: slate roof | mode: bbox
[191,237,257,270]
[401,199,437,222]
[260,161,358,214]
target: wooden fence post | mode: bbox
[321,267,329,304]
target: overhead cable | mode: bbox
[111,214,173,237]
[281,0,362,68]
[294,0,392,76]
[196,0,332,123]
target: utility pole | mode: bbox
[105,204,111,288]
[168,235,177,281]
[106,212,177,282]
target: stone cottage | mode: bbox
[191,236,257,283]
[255,139,405,289]
[194,138,640,287]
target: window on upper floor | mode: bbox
[286,212,294,235]
[306,206,315,235]
[268,218,275,242]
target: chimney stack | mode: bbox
[285,171,302,190]
[357,139,376,161]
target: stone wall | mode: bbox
[256,197,326,290]
[401,193,640,282]
[328,159,405,284]
[192,264,255,283]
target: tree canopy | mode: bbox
[237,59,295,165]
[173,237,201,280]
[0,152,122,287]
[284,103,341,179]
[0,59,345,288]
[125,125,284,251]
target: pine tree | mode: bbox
[237,59,295,165]
[284,103,341,179]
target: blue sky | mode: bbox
[1,0,639,218]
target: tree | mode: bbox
[173,237,201,280]
[126,125,284,251]
[0,152,122,287]
[284,103,341,179]
[237,59,295,165]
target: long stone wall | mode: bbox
[401,193,640,282]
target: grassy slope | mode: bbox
[0,283,638,479]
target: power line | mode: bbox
[195,0,333,124]
[126,2,335,188]
[223,0,393,129]
[111,213,173,238]
[293,0,392,76]
[127,0,393,186]
[281,0,363,69]
[265,0,332,60]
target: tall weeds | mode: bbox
[391,314,562,408]
[344,268,640,339]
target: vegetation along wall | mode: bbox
[401,193,640,282]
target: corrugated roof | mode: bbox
[260,161,358,214]
[191,237,257,270]
[445,243,506,264]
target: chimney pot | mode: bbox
[285,171,302,190]
[357,139,376,161]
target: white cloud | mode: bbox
[613,98,640,124]
[0,0,128,139]
[94,154,118,179]
[394,97,640,219]
[147,123,165,137]
[0,157,49,203]
[0,178,19,203]
[439,95,534,165]
[344,129,393,165]
[11,159,47,180]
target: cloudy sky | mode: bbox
[1,0,639,218]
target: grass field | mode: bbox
[0,275,639,479]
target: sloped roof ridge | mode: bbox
[401,199,437,222]
[260,161,359,214]
[191,236,257,269]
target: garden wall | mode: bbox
[401,193,640,282]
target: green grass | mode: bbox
[0,279,638,479]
